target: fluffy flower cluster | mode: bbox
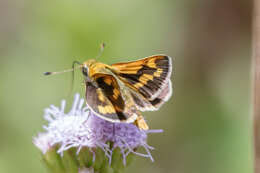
[34,93,162,165]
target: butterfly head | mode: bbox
[81,59,98,77]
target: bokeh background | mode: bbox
[0,0,253,172]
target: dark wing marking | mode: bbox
[95,75,126,121]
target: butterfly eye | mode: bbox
[82,67,89,76]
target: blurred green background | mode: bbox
[0,0,253,172]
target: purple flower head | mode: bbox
[34,93,163,168]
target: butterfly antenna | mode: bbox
[67,61,81,97]
[44,62,82,76]
[95,42,106,59]
[44,68,74,76]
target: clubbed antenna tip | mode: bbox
[44,72,52,76]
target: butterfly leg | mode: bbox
[134,112,149,130]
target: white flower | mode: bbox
[33,133,53,154]
[34,93,162,165]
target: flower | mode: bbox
[34,93,163,173]
[33,133,53,154]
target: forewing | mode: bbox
[85,74,137,122]
[149,80,172,108]
[85,81,120,122]
[111,55,172,100]
[129,90,157,111]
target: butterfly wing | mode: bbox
[128,80,172,111]
[85,74,137,123]
[148,80,172,108]
[111,55,172,111]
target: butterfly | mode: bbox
[81,55,172,128]
[45,55,173,130]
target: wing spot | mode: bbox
[112,88,120,99]
[98,105,105,114]
[133,74,154,89]
[133,82,143,88]
[97,90,106,102]
[154,68,163,77]
[98,105,115,114]
[142,74,154,80]
[147,58,157,68]
[104,77,112,85]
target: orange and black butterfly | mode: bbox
[45,54,173,129]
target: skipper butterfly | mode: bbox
[45,55,172,130]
